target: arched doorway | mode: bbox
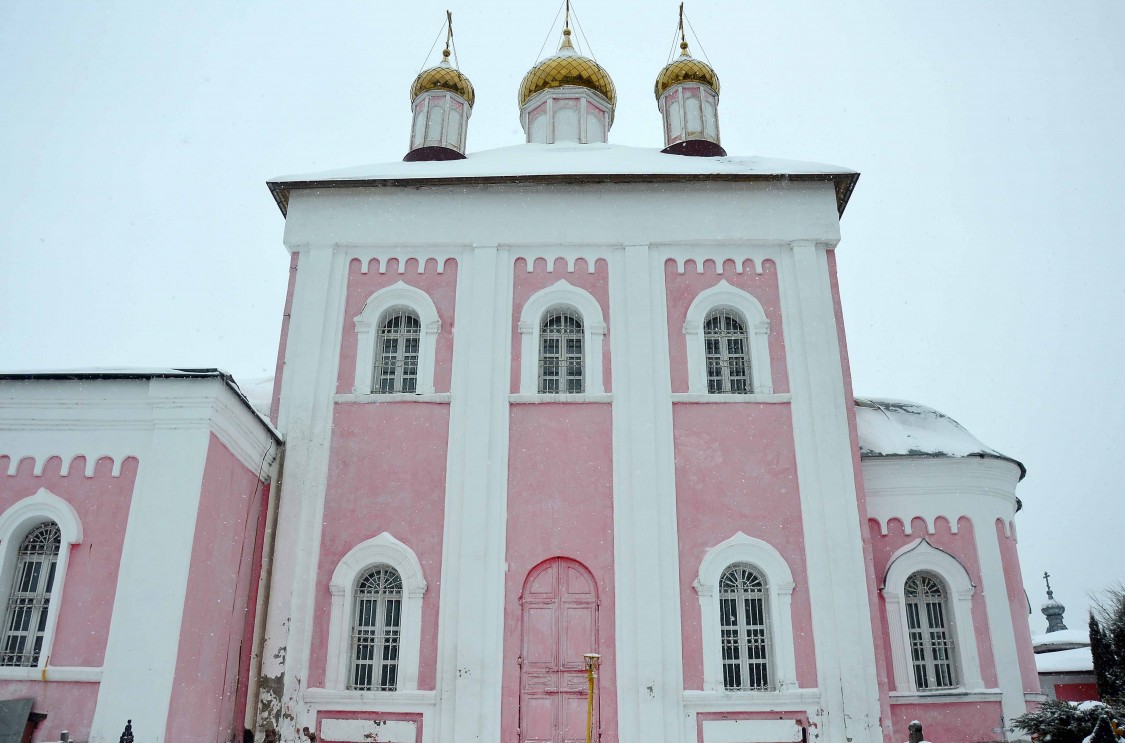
[518,557,599,743]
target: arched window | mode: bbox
[719,563,772,691]
[882,538,983,693]
[349,565,403,691]
[684,281,773,395]
[703,309,751,394]
[539,308,584,394]
[375,309,422,394]
[904,572,956,690]
[1,522,61,667]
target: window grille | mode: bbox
[349,565,403,691]
[539,308,584,394]
[905,572,957,690]
[704,309,751,394]
[1,522,61,667]
[374,309,421,394]
[719,563,772,691]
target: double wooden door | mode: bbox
[518,558,599,743]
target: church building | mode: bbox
[0,10,1041,743]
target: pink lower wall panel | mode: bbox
[0,680,99,743]
[889,700,1002,743]
[867,517,999,691]
[165,435,266,743]
[672,403,816,690]
[310,402,450,690]
[0,456,137,670]
[502,403,617,743]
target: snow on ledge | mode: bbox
[271,143,856,184]
[1035,646,1094,673]
[855,398,1026,479]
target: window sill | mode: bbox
[0,665,102,682]
[672,393,791,404]
[682,688,821,711]
[888,688,1003,705]
[509,393,613,404]
[336,393,451,404]
[304,687,437,711]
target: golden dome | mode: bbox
[411,51,475,107]
[518,31,616,108]
[654,42,719,99]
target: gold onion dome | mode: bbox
[411,49,475,107]
[654,41,719,99]
[518,30,616,107]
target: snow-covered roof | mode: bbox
[0,368,280,441]
[267,143,859,218]
[855,398,1026,480]
[1033,628,1091,653]
[1035,645,1094,674]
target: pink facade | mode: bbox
[0,455,138,741]
[664,259,788,394]
[511,258,611,393]
[502,403,617,741]
[337,258,459,395]
[310,402,450,690]
[868,516,999,691]
[166,435,270,743]
[888,699,1003,743]
[997,520,1040,693]
[672,403,816,690]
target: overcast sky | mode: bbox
[2,1,1122,630]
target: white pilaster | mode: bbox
[433,244,512,743]
[90,382,212,743]
[256,245,349,740]
[972,513,1029,733]
[777,241,884,743]
[609,244,685,743]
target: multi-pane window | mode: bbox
[539,308,584,394]
[1,522,61,667]
[374,309,421,394]
[704,309,751,394]
[719,563,772,691]
[350,565,403,691]
[905,572,957,690]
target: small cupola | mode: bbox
[654,4,724,157]
[405,12,475,162]
[518,3,616,144]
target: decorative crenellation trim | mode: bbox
[868,514,967,537]
[2,453,136,478]
[513,253,608,274]
[667,257,768,275]
[347,254,459,275]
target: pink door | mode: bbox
[518,558,599,743]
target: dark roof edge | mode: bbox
[859,450,1028,484]
[267,171,860,219]
[0,369,281,443]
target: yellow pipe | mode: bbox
[584,653,601,743]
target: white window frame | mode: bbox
[354,281,441,395]
[684,280,773,395]
[325,532,426,692]
[694,532,796,692]
[882,538,984,693]
[518,279,606,395]
[0,488,82,676]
